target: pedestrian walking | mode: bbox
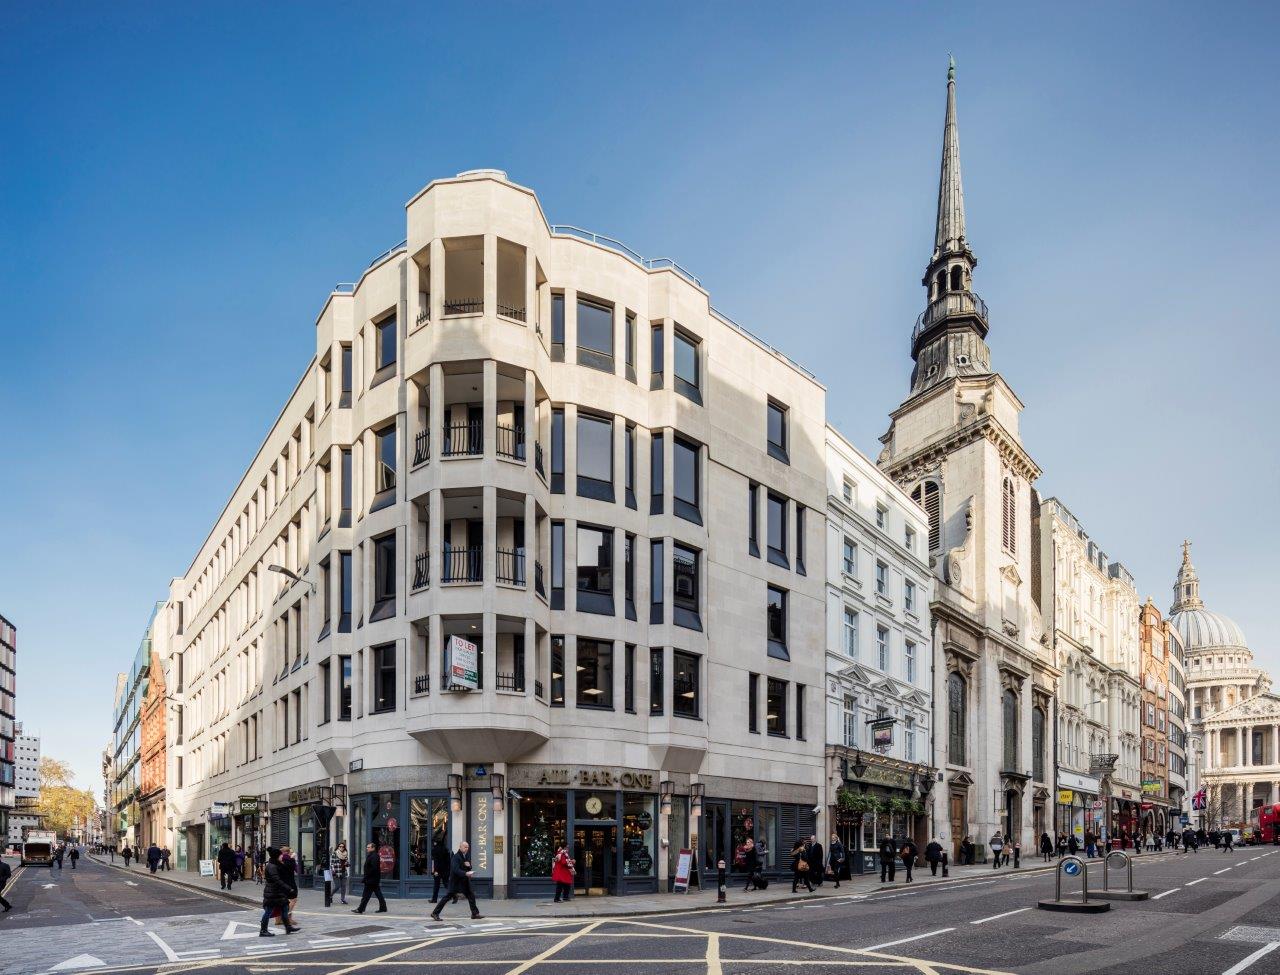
[69,846,79,870]
[989,832,1004,870]
[960,835,975,866]
[430,842,483,921]
[121,845,133,868]
[1039,832,1053,862]
[925,838,945,876]
[878,836,897,883]
[109,847,115,864]
[330,842,350,906]
[353,842,388,914]
[0,857,13,912]
[430,837,452,903]
[899,837,918,883]
[1224,829,1235,852]
[806,834,825,888]
[54,845,64,870]
[827,833,847,889]
[1056,833,1068,858]
[552,843,576,901]
[277,847,300,925]
[253,845,265,883]
[235,845,247,882]
[1067,833,1080,856]
[259,847,300,937]
[791,841,814,893]
[162,847,171,871]
[217,842,238,890]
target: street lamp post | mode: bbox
[267,564,316,594]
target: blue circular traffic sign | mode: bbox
[1063,860,1081,876]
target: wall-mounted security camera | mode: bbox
[812,804,823,815]
[507,789,524,801]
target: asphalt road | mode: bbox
[4,848,1280,974]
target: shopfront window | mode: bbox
[575,791,617,822]
[408,796,448,878]
[512,791,567,878]
[731,804,755,873]
[667,796,689,876]
[622,794,656,878]
[371,792,400,880]
[758,807,779,871]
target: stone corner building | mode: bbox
[876,60,1054,859]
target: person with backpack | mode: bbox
[925,838,945,876]
[878,835,898,883]
[899,837,918,883]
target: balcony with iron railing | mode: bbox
[416,292,431,327]
[496,548,526,587]
[413,430,431,467]
[414,673,430,695]
[496,423,525,461]
[534,560,546,600]
[497,302,526,322]
[534,441,546,481]
[911,290,989,351]
[441,546,483,584]
[442,421,483,457]
[413,552,430,590]
[444,297,483,316]
[496,672,525,693]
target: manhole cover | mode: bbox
[324,925,393,937]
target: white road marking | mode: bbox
[1215,868,1233,875]
[1222,942,1280,975]
[48,955,106,972]
[220,920,262,940]
[123,881,138,887]
[144,931,180,962]
[309,938,353,946]
[175,949,220,959]
[470,922,507,929]
[972,907,1031,925]
[1152,889,1180,900]
[125,917,142,926]
[1237,861,1249,867]
[863,927,955,951]
[1187,878,1207,886]
[42,883,59,889]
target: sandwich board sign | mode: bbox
[673,848,693,893]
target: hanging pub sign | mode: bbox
[446,635,479,691]
[870,718,894,750]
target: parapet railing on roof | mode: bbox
[550,225,702,288]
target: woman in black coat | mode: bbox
[790,841,813,893]
[430,837,453,903]
[260,848,300,937]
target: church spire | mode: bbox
[933,55,970,263]
[1170,539,1204,613]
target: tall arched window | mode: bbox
[1032,707,1046,782]
[949,266,963,291]
[1001,478,1016,554]
[1002,688,1018,772]
[935,269,947,297]
[911,480,942,553]
[948,671,967,765]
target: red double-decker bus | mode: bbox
[1255,803,1280,844]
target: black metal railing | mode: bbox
[413,552,430,589]
[534,441,546,480]
[496,422,525,460]
[535,679,545,699]
[413,429,430,466]
[496,548,526,586]
[534,560,546,598]
[416,295,430,326]
[444,297,483,315]
[414,674,430,694]
[497,302,526,322]
[442,546,483,583]
[442,421,483,457]
[496,672,525,692]
[911,290,988,349]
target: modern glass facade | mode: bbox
[0,614,16,838]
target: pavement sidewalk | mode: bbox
[86,853,1090,919]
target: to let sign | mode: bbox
[448,635,479,691]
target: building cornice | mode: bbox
[884,409,1041,485]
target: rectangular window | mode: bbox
[905,639,917,683]
[674,328,701,404]
[672,543,701,630]
[673,436,701,524]
[576,639,613,708]
[339,344,352,408]
[550,635,565,706]
[549,406,566,494]
[748,483,760,557]
[905,526,917,553]
[576,524,614,616]
[843,695,857,747]
[576,412,614,501]
[877,625,889,671]
[876,561,889,597]
[748,673,760,733]
[844,607,858,657]
[375,313,397,372]
[624,643,635,713]
[372,532,396,621]
[766,678,787,737]
[624,532,637,621]
[550,521,565,610]
[795,684,805,740]
[373,643,396,713]
[842,478,854,503]
[905,580,916,614]
[766,493,788,568]
[625,311,637,382]
[339,551,353,632]
[339,655,352,720]
[766,400,788,463]
[842,537,857,575]
[650,431,664,514]
[795,505,806,574]
[650,323,664,389]
[649,648,664,716]
[906,717,916,761]
[672,651,699,718]
[340,448,353,526]
[320,659,332,723]
[577,297,614,372]
[875,503,888,530]
[551,293,565,361]
[624,423,637,509]
[375,424,397,496]
[650,539,664,624]
[767,586,788,660]
[320,558,332,637]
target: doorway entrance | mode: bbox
[949,790,967,861]
[702,801,731,880]
[573,826,616,895]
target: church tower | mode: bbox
[878,59,1053,859]
[1170,540,1204,613]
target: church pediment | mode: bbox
[904,690,929,708]
[1000,563,1022,586]
[836,663,874,686]
[1207,693,1280,723]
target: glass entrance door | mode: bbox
[702,801,730,880]
[573,826,615,895]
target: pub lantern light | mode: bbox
[847,749,868,781]
[447,773,463,813]
[659,779,674,817]
[490,773,506,813]
[690,782,705,820]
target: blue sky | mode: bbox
[2,2,1277,789]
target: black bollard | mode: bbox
[718,859,727,903]
[942,851,949,878]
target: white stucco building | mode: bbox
[824,426,934,863]
[6,723,41,845]
[156,168,834,898]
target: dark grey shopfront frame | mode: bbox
[348,791,452,899]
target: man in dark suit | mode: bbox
[806,834,825,887]
[430,842,483,921]
[352,842,388,913]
